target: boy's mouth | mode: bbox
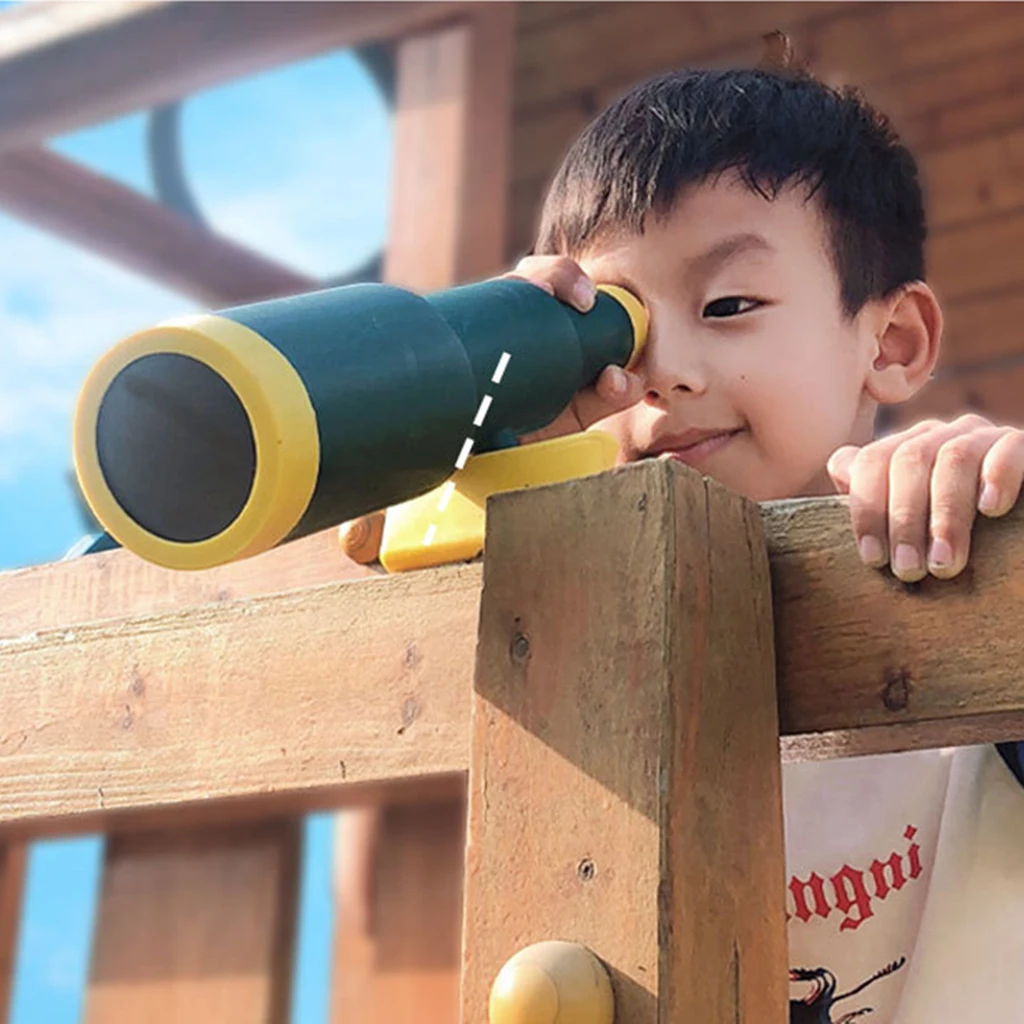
[643,427,743,467]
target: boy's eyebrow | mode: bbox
[688,233,775,278]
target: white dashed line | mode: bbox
[491,352,511,384]
[473,394,494,427]
[421,352,513,552]
[437,480,456,512]
[454,438,475,470]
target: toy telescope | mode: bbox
[73,278,647,572]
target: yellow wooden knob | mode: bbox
[338,510,385,564]
[489,941,614,1024]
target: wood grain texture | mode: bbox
[0,147,315,305]
[0,526,376,641]
[83,821,299,1024]
[0,1,466,153]
[0,843,26,1024]
[461,459,787,1023]
[330,802,464,1024]
[0,563,481,838]
[763,496,1024,750]
[5,475,1024,837]
[385,4,514,290]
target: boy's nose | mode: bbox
[638,330,708,402]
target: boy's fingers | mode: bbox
[574,366,645,427]
[926,429,1002,578]
[885,415,989,581]
[825,445,857,494]
[978,428,1024,518]
[837,420,941,569]
[505,255,596,311]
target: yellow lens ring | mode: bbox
[73,314,320,570]
[596,283,648,371]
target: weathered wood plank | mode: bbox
[513,1,841,113]
[0,526,375,641]
[0,563,481,838]
[764,495,1024,748]
[330,802,464,1024]
[0,147,315,305]
[4,467,1024,838]
[0,1,466,153]
[461,459,787,1021]
[385,5,514,290]
[83,821,299,1024]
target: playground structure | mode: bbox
[2,2,1024,1022]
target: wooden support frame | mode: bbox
[3,463,1024,1016]
[0,1,467,154]
[3,475,1024,834]
[462,459,788,1020]
[0,147,316,306]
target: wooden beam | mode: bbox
[765,496,1024,759]
[83,821,300,1024]
[0,146,315,305]
[461,459,787,1021]
[384,5,514,290]
[0,561,482,839]
[3,466,1024,838]
[0,1,466,154]
[0,526,375,640]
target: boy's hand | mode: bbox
[827,414,1024,582]
[504,256,645,442]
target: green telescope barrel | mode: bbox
[73,278,647,570]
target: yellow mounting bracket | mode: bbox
[377,431,619,572]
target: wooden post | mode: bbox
[332,5,514,1024]
[462,460,789,1022]
[84,822,300,1024]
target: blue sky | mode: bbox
[0,32,391,1023]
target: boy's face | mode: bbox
[578,171,883,501]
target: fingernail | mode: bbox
[928,537,954,570]
[858,535,885,566]
[608,367,627,395]
[572,279,596,311]
[892,544,921,576]
[979,481,1001,515]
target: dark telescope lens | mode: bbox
[95,353,256,543]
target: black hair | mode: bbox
[535,68,926,318]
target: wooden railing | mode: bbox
[3,458,1022,1021]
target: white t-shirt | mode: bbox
[784,745,1024,1022]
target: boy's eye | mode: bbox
[702,296,761,318]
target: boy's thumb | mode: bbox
[826,445,857,494]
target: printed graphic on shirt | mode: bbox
[788,957,906,1023]
[786,825,923,932]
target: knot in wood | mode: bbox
[510,632,530,664]
[882,668,912,712]
[577,858,596,882]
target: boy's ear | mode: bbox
[863,281,943,405]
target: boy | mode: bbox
[506,67,1024,1022]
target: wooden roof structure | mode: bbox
[3,3,1024,1022]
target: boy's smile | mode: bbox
[578,171,882,502]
